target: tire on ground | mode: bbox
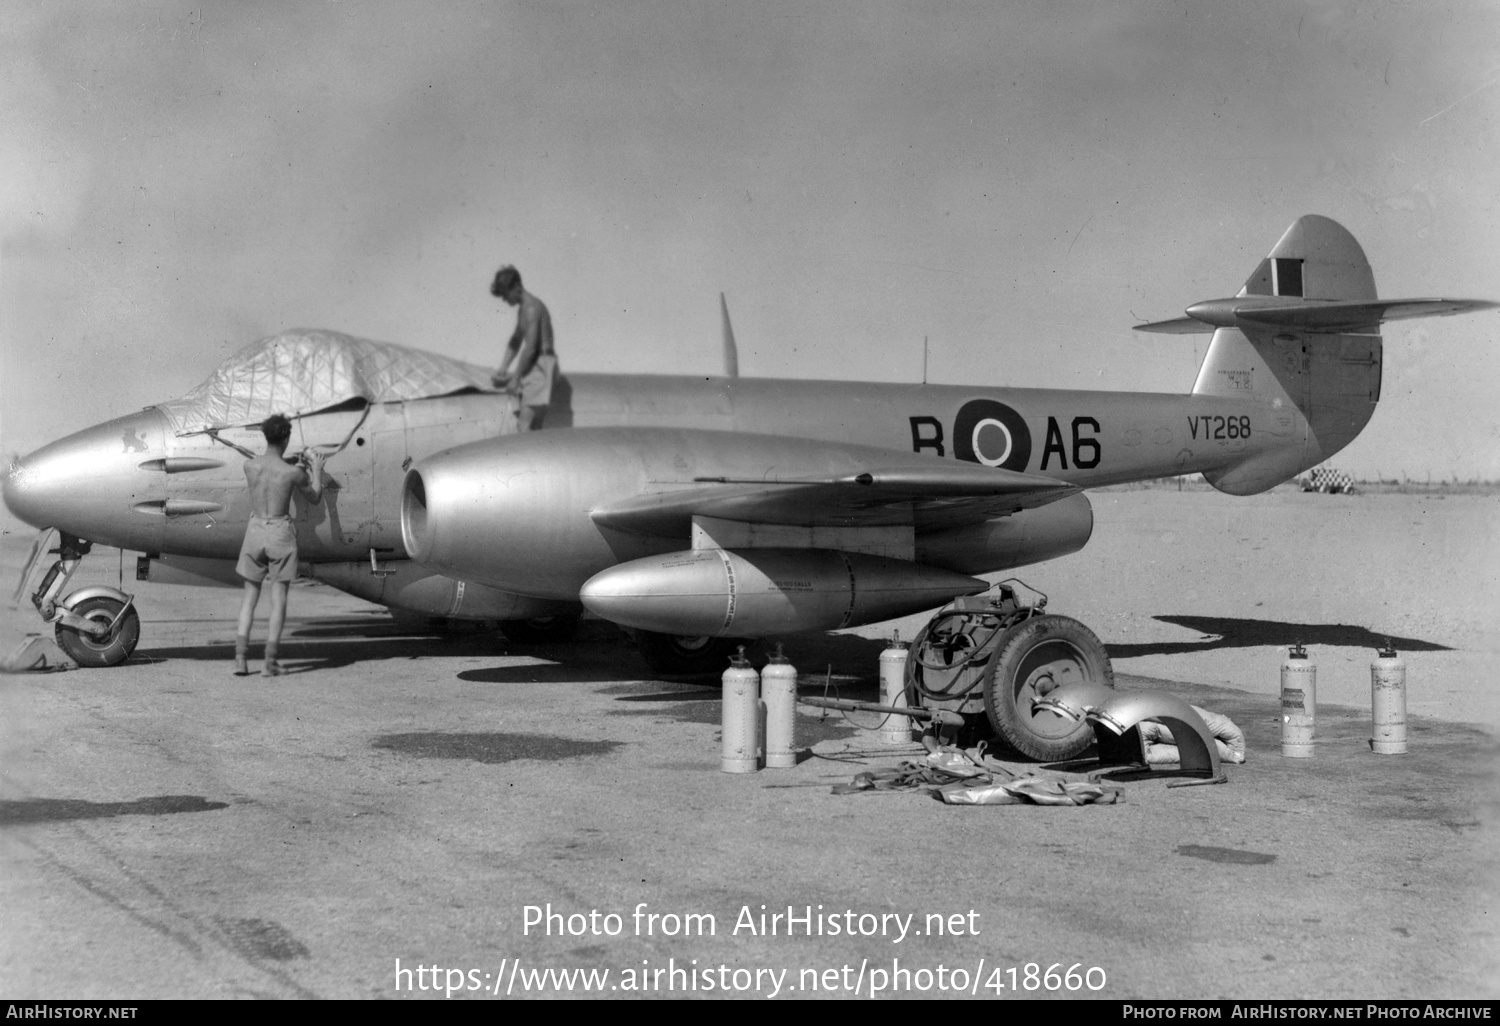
[54,596,140,668]
[982,614,1113,761]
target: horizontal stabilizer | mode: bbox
[1136,297,1498,336]
[1236,298,1499,333]
[1132,316,1214,335]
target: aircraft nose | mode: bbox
[4,441,75,529]
[1,455,27,523]
[3,409,173,541]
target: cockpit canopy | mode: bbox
[155,329,494,434]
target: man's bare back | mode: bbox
[493,289,555,385]
[243,450,323,516]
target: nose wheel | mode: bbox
[54,595,141,667]
[16,528,141,668]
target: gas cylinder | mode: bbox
[721,646,760,773]
[761,644,798,769]
[1280,644,1316,758]
[878,632,912,744]
[1370,642,1408,755]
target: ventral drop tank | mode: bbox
[579,547,986,637]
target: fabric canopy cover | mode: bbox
[157,328,494,434]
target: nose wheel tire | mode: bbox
[982,614,1113,761]
[54,596,140,668]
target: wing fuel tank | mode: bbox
[580,547,986,637]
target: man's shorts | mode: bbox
[237,515,299,584]
[519,353,558,408]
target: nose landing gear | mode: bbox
[13,528,140,667]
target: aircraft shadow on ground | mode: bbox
[1106,615,1452,659]
[137,637,654,681]
[141,633,487,665]
[131,616,634,677]
[134,618,898,686]
[453,662,662,685]
[457,633,893,688]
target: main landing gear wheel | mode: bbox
[634,631,737,676]
[54,595,140,668]
[983,614,1113,761]
[498,613,581,644]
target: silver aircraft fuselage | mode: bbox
[3,373,1283,571]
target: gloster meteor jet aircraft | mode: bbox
[5,215,1492,749]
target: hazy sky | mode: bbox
[4,1,1498,482]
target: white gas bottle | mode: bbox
[1281,644,1316,758]
[878,632,912,745]
[721,646,760,773]
[1370,643,1407,755]
[761,644,798,769]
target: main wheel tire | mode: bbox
[635,631,737,676]
[54,596,140,668]
[498,613,581,644]
[982,614,1113,761]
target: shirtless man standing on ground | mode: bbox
[490,265,557,431]
[234,413,325,676]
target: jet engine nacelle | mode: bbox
[402,429,716,599]
[402,427,1096,620]
[915,490,1094,575]
[580,547,987,637]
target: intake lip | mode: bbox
[400,469,430,561]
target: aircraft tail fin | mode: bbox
[1237,214,1377,304]
[1193,217,1385,494]
[1134,215,1495,495]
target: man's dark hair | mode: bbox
[491,265,521,296]
[261,413,292,448]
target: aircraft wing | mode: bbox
[591,460,1078,536]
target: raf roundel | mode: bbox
[954,399,1032,471]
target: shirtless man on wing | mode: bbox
[490,264,558,431]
